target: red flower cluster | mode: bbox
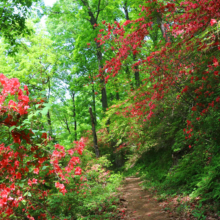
[0,74,85,219]
[96,0,220,153]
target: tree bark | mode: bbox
[47,110,52,137]
[123,0,130,20]
[96,41,108,110]
[133,54,140,88]
[92,83,97,125]
[63,116,71,135]
[115,83,120,100]
[156,13,170,43]
[125,65,134,90]
[116,90,120,100]
[80,0,108,111]
[46,76,53,136]
[123,2,140,88]
[71,92,77,141]
[89,107,99,157]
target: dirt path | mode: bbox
[118,177,170,220]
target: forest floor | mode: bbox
[117,177,171,220]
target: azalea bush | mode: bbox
[0,74,85,219]
[0,74,123,219]
[42,152,122,220]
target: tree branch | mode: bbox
[95,0,101,21]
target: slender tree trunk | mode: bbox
[47,110,52,137]
[124,2,140,88]
[92,83,97,125]
[156,13,170,42]
[89,107,99,157]
[96,41,110,132]
[71,92,77,141]
[125,65,134,90]
[80,0,108,112]
[115,84,120,100]
[46,77,53,136]
[116,90,120,100]
[96,41,108,111]
[133,54,140,88]
[123,0,129,21]
[63,116,71,134]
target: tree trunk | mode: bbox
[80,0,108,112]
[116,90,120,100]
[125,65,134,90]
[124,2,140,88]
[92,83,97,125]
[115,84,120,100]
[71,92,77,141]
[133,54,140,88]
[123,0,130,21]
[89,107,99,157]
[96,41,108,111]
[63,116,71,135]
[46,77,53,136]
[156,13,170,43]
[47,110,53,137]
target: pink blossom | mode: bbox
[33,168,39,174]
[210,19,217,26]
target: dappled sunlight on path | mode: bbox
[118,177,170,220]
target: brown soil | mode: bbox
[117,177,171,220]
[116,177,219,220]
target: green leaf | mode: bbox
[42,166,48,170]
[9,126,17,132]
[19,183,24,187]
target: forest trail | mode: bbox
[118,177,170,220]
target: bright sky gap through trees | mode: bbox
[44,0,56,6]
